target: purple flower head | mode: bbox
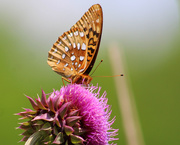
[17,84,118,145]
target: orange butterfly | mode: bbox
[47,4,103,85]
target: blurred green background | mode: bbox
[0,0,180,145]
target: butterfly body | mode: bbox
[47,4,103,85]
[71,74,92,85]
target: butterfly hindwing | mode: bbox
[67,28,88,73]
[47,33,76,78]
[47,27,89,77]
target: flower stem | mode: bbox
[108,43,145,145]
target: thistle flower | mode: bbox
[17,84,118,145]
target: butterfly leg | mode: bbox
[62,77,71,86]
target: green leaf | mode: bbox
[34,120,44,125]
[59,102,71,119]
[64,125,74,136]
[53,132,64,144]
[41,122,51,130]
[68,110,79,117]
[25,131,43,145]
[53,126,59,135]
[66,116,81,127]
[43,134,54,144]
[22,128,34,137]
[36,99,47,110]
[40,122,52,135]
[70,134,84,144]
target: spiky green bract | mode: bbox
[17,84,118,145]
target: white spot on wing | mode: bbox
[71,55,76,61]
[64,63,68,67]
[51,56,53,59]
[78,64,81,68]
[77,43,80,50]
[80,32,84,37]
[69,33,73,37]
[71,68,73,71]
[75,62,78,66]
[96,19,99,23]
[65,46,69,52]
[63,68,65,71]
[57,60,60,64]
[54,48,57,53]
[74,31,78,36]
[79,68,85,73]
[58,41,62,45]
[63,36,67,40]
[69,43,71,46]
[80,56,84,61]
[62,54,66,59]
[81,43,86,50]
[73,43,76,48]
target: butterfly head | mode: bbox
[72,74,92,85]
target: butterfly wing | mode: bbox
[47,27,88,77]
[72,4,103,75]
[47,33,77,78]
[47,4,103,79]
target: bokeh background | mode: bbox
[0,0,180,144]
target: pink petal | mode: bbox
[26,96,39,110]
[32,113,54,122]
[41,89,48,107]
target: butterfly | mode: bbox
[47,4,103,85]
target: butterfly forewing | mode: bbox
[47,4,103,84]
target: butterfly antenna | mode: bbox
[92,74,124,77]
[90,59,103,76]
